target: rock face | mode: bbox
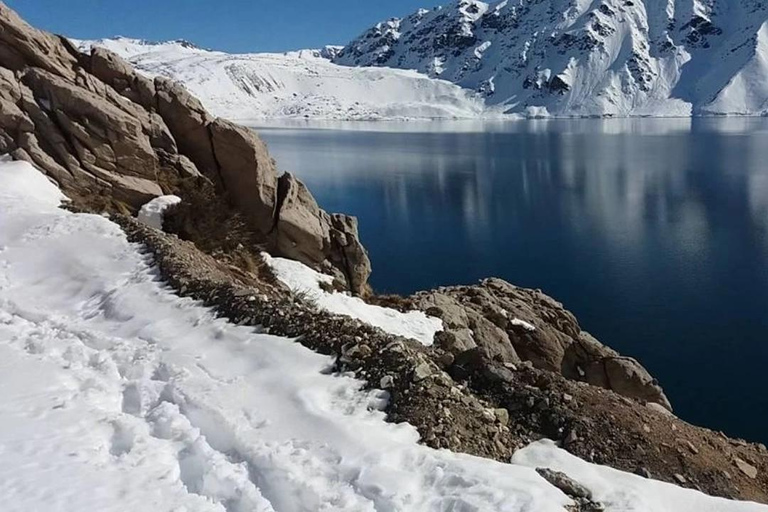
[413,278,672,410]
[0,2,370,294]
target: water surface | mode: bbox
[253,118,768,443]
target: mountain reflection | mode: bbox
[255,118,768,444]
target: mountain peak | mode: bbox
[334,0,768,117]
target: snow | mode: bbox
[335,0,768,118]
[1,158,766,511]
[136,195,181,230]
[71,1,768,120]
[511,318,536,332]
[262,253,443,346]
[72,37,489,122]
[514,440,768,512]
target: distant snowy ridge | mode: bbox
[334,0,768,117]
[73,37,490,121]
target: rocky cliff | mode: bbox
[0,2,371,294]
[335,0,768,117]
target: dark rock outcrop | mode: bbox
[412,278,672,410]
[0,2,370,294]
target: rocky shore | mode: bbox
[1,1,767,506]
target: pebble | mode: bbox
[380,375,395,389]
[438,352,455,367]
[635,467,652,479]
[493,408,510,426]
[673,474,687,484]
[412,362,433,382]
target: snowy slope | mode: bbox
[3,160,768,511]
[73,38,488,121]
[335,0,768,117]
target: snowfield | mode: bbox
[73,38,489,121]
[1,159,767,512]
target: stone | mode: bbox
[493,408,509,425]
[635,467,652,479]
[438,351,455,367]
[274,172,371,295]
[535,468,592,500]
[89,47,156,109]
[734,458,758,480]
[0,3,78,80]
[379,375,395,389]
[209,118,277,234]
[673,473,687,484]
[682,440,699,455]
[154,76,218,180]
[647,402,675,417]
[413,362,433,382]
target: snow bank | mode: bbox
[514,440,768,512]
[263,253,443,346]
[137,195,181,230]
[0,159,66,206]
[1,159,766,511]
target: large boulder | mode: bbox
[0,1,371,293]
[413,278,672,409]
[209,118,277,236]
[274,173,371,295]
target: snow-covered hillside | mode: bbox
[335,0,768,117]
[73,38,488,121]
[3,158,768,511]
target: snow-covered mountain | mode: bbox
[73,38,488,121]
[334,0,768,117]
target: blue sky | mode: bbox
[6,0,443,53]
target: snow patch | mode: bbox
[511,318,536,332]
[514,440,768,512]
[263,253,443,346]
[137,195,181,230]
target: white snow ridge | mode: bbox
[1,159,767,511]
[72,37,488,122]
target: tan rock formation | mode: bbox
[0,1,371,294]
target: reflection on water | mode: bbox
[253,118,768,444]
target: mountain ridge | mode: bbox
[334,0,768,117]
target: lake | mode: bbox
[252,118,768,444]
